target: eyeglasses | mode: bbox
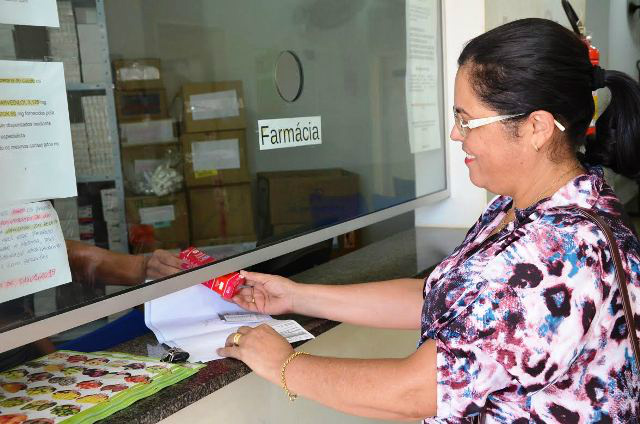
[453,107,566,138]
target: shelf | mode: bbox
[76,174,116,183]
[66,82,111,91]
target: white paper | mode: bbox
[117,66,160,82]
[134,159,164,175]
[145,285,248,343]
[0,0,60,27]
[222,313,272,323]
[192,139,241,172]
[405,0,442,153]
[145,285,314,363]
[0,60,77,206]
[0,201,72,303]
[139,205,175,225]
[190,90,240,121]
[120,119,175,145]
[270,320,315,343]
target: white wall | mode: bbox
[484,0,585,30]
[415,0,591,229]
[414,0,486,229]
[603,0,640,78]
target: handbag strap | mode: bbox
[572,207,640,371]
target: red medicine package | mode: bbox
[179,247,245,300]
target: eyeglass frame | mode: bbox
[453,107,566,137]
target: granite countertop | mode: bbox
[99,227,467,423]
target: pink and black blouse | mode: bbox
[421,166,640,423]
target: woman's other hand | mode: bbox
[232,271,297,315]
[218,324,293,384]
[146,249,183,280]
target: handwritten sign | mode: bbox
[0,201,71,303]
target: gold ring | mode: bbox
[232,333,242,346]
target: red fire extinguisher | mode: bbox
[562,0,599,136]
[585,36,600,135]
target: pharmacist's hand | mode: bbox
[232,271,296,315]
[146,250,184,279]
[218,324,293,385]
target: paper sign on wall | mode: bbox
[0,60,77,206]
[0,201,72,303]
[0,0,60,27]
[405,0,442,153]
[190,91,240,121]
[140,205,175,228]
[192,139,240,178]
[257,116,322,150]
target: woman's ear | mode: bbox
[529,111,556,152]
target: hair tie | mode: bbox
[591,65,606,90]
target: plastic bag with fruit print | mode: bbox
[0,350,203,423]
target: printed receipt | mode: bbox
[0,201,72,303]
[0,60,77,206]
[270,320,315,343]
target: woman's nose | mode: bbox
[450,124,463,142]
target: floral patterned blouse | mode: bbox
[420,166,640,423]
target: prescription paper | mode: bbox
[145,285,314,362]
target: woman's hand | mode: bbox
[217,324,294,384]
[231,271,298,315]
[146,249,183,279]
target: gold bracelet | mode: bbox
[280,351,309,401]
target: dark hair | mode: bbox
[458,18,640,180]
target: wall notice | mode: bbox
[0,0,59,27]
[406,0,442,153]
[0,201,71,303]
[0,60,77,206]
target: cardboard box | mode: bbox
[113,58,163,91]
[182,81,246,133]
[257,169,360,237]
[188,184,255,245]
[120,118,176,146]
[115,88,168,122]
[181,130,250,187]
[120,143,182,195]
[125,192,189,253]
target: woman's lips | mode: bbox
[464,153,476,165]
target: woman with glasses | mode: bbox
[218,18,640,423]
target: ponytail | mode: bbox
[585,70,640,180]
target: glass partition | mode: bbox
[0,0,446,348]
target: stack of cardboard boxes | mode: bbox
[256,169,360,238]
[180,81,255,246]
[114,59,189,253]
